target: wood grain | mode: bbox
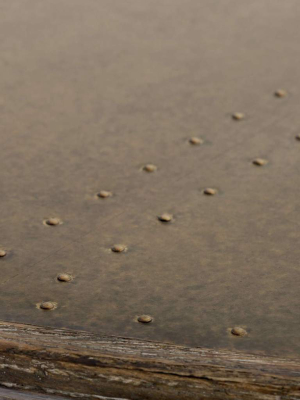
[0,321,298,399]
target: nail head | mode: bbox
[138,315,153,323]
[231,327,247,337]
[295,134,300,141]
[274,89,287,98]
[0,250,6,257]
[45,218,61,226]
[143,164,157,173]
[252,158,268,166]
[204,188,217,196]
[111,244,127,253]
[40,301,55,310]
[57,273,72,282]
[189,137,203,145]
[158,213,173,222]
[232,112,245,121]
[97,190,112,198]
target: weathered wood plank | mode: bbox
[0,321,298,399]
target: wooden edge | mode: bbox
[0,321,298,399]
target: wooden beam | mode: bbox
[0,321,298,399]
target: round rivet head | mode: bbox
[295,134,300,141]
[138,315,153,323]
[189,137,203,145]
[204,188,217,196]
[143,164,157,173]
[111,244,127,253]
[45,218,61,226]
[252,158,268,166]
[97,190,112,198]
[232,112,245,121]
[231,327,247,337]
[158,213,172,222]
[57,273,72,282]
[274,89,287,98]
[0,250,6,257]
[40,301,55,310]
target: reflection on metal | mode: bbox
[0,0,299,359]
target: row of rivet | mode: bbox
[0,90,290,339]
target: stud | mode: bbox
[231,327,247,337]
[0,250,6,257]
[138,315,153,323]
[274,89,287,98]
[203,188,217,196]
[189,137,203,145]
[39,301,55,310]
[97,190,112,198]
[158,213,172,222]
[232,113,244,121]
[252,158,268,166]
[57,273,72,282]
[143,164,157,173]
[111,244,127,253]
[45,218,61,226]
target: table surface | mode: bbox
[0,0,299,358]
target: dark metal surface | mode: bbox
[0,0,299,357]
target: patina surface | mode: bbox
[0,0,299,357]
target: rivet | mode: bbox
[158,213,173,222]
[138,315,153,323]
[274,89,287,98]
[295,134,300,141]
[97,190,112,198]
[252,158,268,166]
[232,112,244,121]
[57,273,72,282]
[203,188,217,196]
[40,301,55,310]
[111,244,127,253]
[189,137,203,145]
[45,218,61,226]
[231,327,247,337]
[143,164,157,173]
[0,250,6,257]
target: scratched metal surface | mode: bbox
[0,0,299,357]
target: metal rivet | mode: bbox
[252,158,268,166]
[143,164,157,173]
[40,301,55,310]
[189,137,203,145]
[57,273,72,282]
[295,134,300,141]
[111,244,127,253]
[138,315,153,323]
[232,113,244,121]
[45,218,61,226]
[203,188,217,196]
[158,213,173,222]
[97,190,112,198]
[274,89,287,98]
[0,250,6,257]
[231,327,247,337]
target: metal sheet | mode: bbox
[0,0,299,357]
